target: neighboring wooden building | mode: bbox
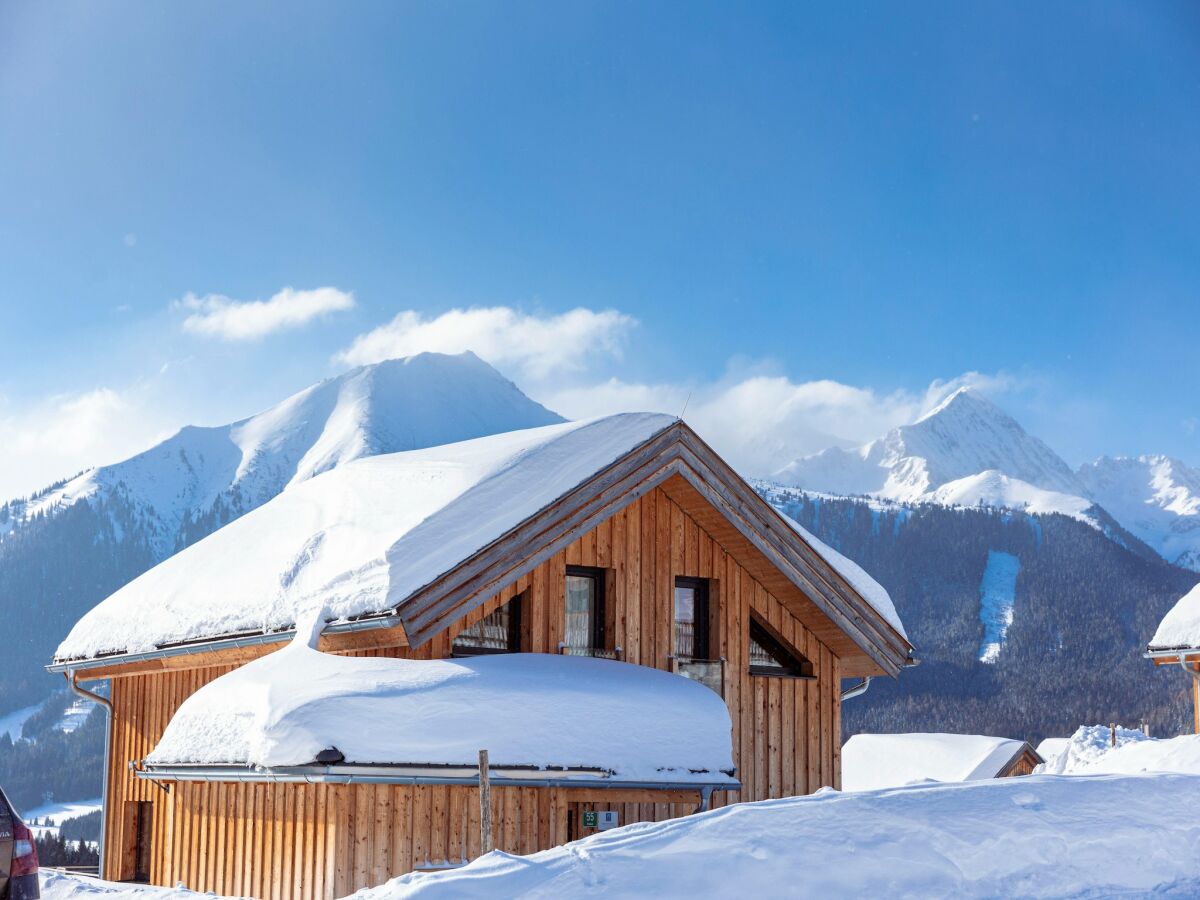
[51,414,912,898]
[1146,582,1200,734]
[841,733,1044,792]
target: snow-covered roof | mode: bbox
[56,412,906,665]
[841,732,1033,792]
[146,617,736,784]
[56,414,675,661]
[1148,582,1200,652]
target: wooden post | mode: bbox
[1109,723,1116,747]
[479,749,492,854]
[1194,665,1200,736]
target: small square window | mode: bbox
[748,616,814,678]
[453,593,524,655]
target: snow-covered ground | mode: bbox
[39,871,249,899]
[20,798,102,841]
[977,550,1020,663]
[39,774,1200,898]
[348,774,1200,898]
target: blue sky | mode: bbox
[1,2,1197,497]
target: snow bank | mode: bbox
[40,871,248,899]
[1149,582,1200,651]
[1035,724,1200,776]
[56,414,675,661]
[146,624,735,781]
[346,774,1200,898]
[841,732,1028,791]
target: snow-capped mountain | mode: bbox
[1,351,563,554]
[776,389,1084,504]
[773,388,1200,571]
[1078,455,1200,571]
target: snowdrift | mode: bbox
[347,774,1200,898]
[1036,724,1200,776]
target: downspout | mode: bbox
[840,677,871,702]
[67,669,112,875]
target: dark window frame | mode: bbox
[748,615,815,679]
[565,565,606,650]
[452,592,525,656]
[673,576,711,660]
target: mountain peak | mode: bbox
[916,387,1009,425]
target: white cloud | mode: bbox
[539,369,1022,478]
[177,286,355,341]
[335,306,636,380]
[0,388,172,500]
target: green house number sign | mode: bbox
[582,810,619,830]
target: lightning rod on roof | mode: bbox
[679,391,692,421]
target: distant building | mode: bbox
[1145,582,1200,733]
[50,414,912,898]
[842,733,1043,792]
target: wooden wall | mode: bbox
[101,485,843,897]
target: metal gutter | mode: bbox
[45,612,407,678]
[840,676,871,702]
[1144,647,1200,661]
[67,669,113,872]
[135,764,740,793]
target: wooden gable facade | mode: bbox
[61,423,911,898]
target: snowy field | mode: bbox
[40,772,1200,899]
[21,798,102,842]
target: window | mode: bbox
[673,577,710,660]
[453,593,524,655]
[748,617,814,678]
[564,566,605,654]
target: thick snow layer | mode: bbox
[1149,582,1200,651]
[927,470,1094,523]
[1034,724,1200,776]
[977,551,1020,663]
[841,732,1027,791]
[346,774,1200,898]
[56,413,674,661]
[147,619,735,781]
[779,514,906,639]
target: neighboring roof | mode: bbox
[841,732,1038,792]
[1147,582,1200,653]
[145,617,736,785]
[53,413,910,676]
[1035,737,1071,763]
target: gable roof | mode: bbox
[51,414,910,677]
[842,733,1042,792]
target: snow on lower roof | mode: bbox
[841,732,1027,792]
[1148,582,1200,652]
[781,514,906,639]
[55,413,675,661]
[145,618,736,783]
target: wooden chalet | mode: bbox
[1145,582,1200,733]
[49,413,912,898]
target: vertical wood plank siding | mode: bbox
[102,487,845,897]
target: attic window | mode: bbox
[453,593,525,655]
[748,617,814,679]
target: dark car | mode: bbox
[0,787,38,900]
